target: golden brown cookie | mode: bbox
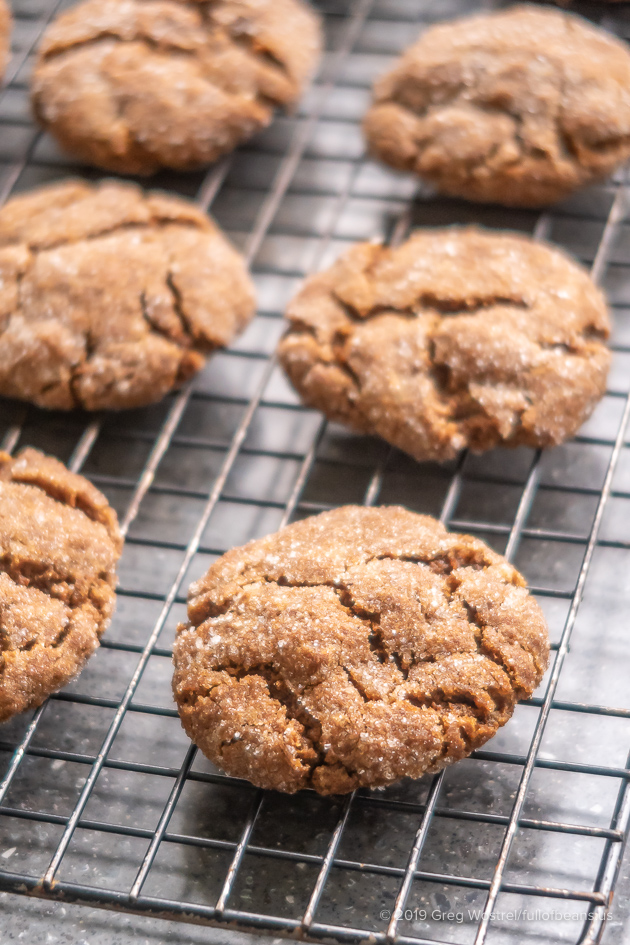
[31,0,322,175]
[363,6,630,207]
[0,448,122,722]
[0,178,256,411]
[0,0,10,83]
[173,505,549,794]
[278,227,610,464]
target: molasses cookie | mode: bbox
[31,0,322,175]
[0,448,122,722]
[173,505,549,794]
[363,6,630,207]
[0,0,10,83]
[0,178,255,411]
[278,227,610,463]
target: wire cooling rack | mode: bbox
[2,0,630,943]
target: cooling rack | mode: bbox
[1,0,630,943]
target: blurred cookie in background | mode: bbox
[31,0,322,174]
[0,0,11,83]
[364,5,630,206]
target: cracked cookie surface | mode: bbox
[0,178,255,411]
[0,448,122,722]
[363,5,630,207]
[172,505,549,794]
[31,0,322,175]
[0,0,10,83]
[278,227,610,463]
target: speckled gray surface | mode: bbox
[1,860,630,944]
[0,893,272,944]
[1,0,630,943]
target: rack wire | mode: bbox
[1,0,630,943]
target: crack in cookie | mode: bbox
[0,449,122,722]
[31,0,322,175]
[363,6,630,207]
[278,227,611,463]
[172,505,549,794]
[0,179,256,411]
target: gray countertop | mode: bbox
[1,856,630,945]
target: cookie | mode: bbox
[0,178,255,411]
[278,227,610,464]
[0,448,122,722]
[0,0,10,83]
[173,505,549,794]
[31,0,322,175]
[363,6,630,207]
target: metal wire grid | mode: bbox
[1,0,630,943]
